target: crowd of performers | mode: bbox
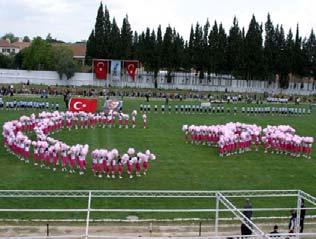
[91,148,156,179]
[182,123,313,159]
[2,110,153,177]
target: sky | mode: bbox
[0,0,315,43]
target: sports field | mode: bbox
[0,95,315,220]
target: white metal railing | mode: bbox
[0,190,315,238]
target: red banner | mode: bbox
[94,59,108,80]
[69,98,98,113]
[124,61,138,80]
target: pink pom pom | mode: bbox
[127,148,135,155]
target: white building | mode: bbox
[0,39,30,56]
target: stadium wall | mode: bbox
[0,68,315,95]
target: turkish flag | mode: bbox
[94,60,108,80]
[124,61,138,80]
[68,98,98,113]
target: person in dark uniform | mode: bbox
[241,221,252,236]
[288,210,297,233]
[270,225,280,236]
[300,199,306,233]
[241,199,253,236]
[243,198,253,219]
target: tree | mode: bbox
[274,25,287,88]
[120,15,133,59]
[21,37,54,70]
[264,13,276,80]
[285,29,295,75]
[171,31,184,71]
[23,36,31,42]
[302,29,316,77]
[209,21,219,74]
[94,2,106,58]
[245,15,264,80]
[227,17,244,77]
[104,5,111,57]
[155,25,163,76]
[187,25,195,70]
[46,33,53,43]
[162,25,174,80]
[54,46,79,80]
[14,50,25,69]
[45,33,64,43]
[85,30,96,65]
[0,54,14,68]
[293,24,304,75]
[193,22,204,78]
[217,23,228,74]
[1,33,19,43]
[201,19,210,77]
[109,18,121,59]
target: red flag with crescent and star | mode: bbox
[68,98,98,113]
[124,61,138,80]
[94,59,108,80]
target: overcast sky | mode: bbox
[0,0,315,42]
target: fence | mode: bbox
[0,190,315,238]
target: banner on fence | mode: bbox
[110,60,121,81]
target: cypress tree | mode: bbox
[245,15,264,80]
[104,5,111,57]
[120,15,133,59]
[217,23,227,74]
[85,30,96,65]
[94,2,106,58]
[188,25,195,68]
[193,22,204,78]
[109,18,121,59]
[209,21,219,74]
[162,25,173,80]
[294,24,303,75]
[303,29,316,77]
[227,17,244,77]
[264,13,276,80]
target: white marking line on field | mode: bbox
[0,215,315,223]
[0,207,315,212]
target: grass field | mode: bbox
[0,95,315,220]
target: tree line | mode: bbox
[86,3,316,88]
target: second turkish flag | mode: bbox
[94,59,108,80]
[124,60,139,80]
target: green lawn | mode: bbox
[0,95,315,219]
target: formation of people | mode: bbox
[0,99,60,110]
[2,110,153,177]
[92,148,156,179]
[182,122,313,158]
[139,104,311,116]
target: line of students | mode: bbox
[139,104,311,116]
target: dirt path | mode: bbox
[0,221,315,238]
